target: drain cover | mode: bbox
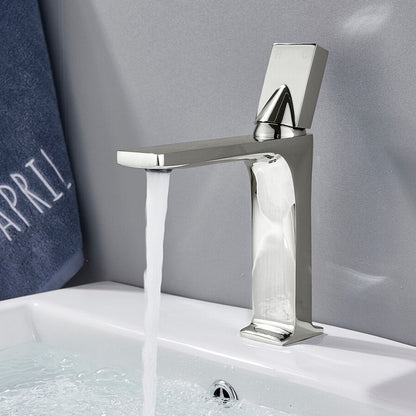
[209,380,238,406]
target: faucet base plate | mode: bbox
[240,320,323,346]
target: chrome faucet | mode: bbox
[117,43,328,345]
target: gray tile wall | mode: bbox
[39,0,416,345]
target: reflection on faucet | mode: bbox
[254,85,297,141]
[117,43,328,345]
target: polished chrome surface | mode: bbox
[117,43,328,346]
[256,85,295,127]
[243,156,322,346]
[257,44,328,129]
[208,380,238,407]
[118,134,303,170]
[254,84,299,141]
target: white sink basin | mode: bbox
[0,281,414,415]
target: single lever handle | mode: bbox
[257,44,328,130]
[254,85,296,141]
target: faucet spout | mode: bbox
[118,134,297,170]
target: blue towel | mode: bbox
[0,0,83,300]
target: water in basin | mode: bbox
[0,342,285,416]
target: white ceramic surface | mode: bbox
[0,282,415,415]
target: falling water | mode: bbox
[0,170,298,415]
[142,170,171,416]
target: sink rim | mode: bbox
[0,281,414,415]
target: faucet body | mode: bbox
[118,133,319,345]
[117,44,328,345]
[243,135,320,345]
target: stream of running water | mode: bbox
[141,170,171,416]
